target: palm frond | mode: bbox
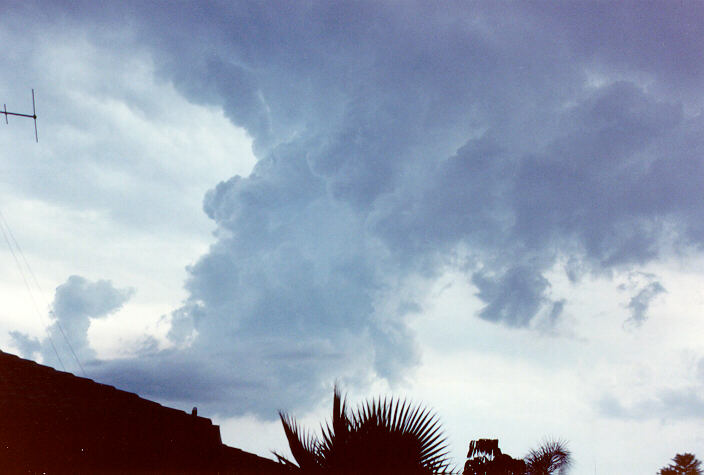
[318,384,351,469]
[272,451,301,468]
[348,395,451,473]
[277,410,320,471]
[525,439,572,475]
[277,386,453,474]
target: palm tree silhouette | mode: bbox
[275,385,453,474]
[524,440,571,474]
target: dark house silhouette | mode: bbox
[0,350,285,473]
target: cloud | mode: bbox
[8,2,704,418]
[8,331,41,360]
[12,276,135,365]
[52,275,134,322]
[626,281,666,325]
[536,1,704,94]
[0,9,255,240]
[599,388,704,420]
[471,265,553,327]
[153,8,701,415]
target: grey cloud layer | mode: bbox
[599,388,704,420]
[12,1,704,418]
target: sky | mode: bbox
[1,1,703,472]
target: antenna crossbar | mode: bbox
[2,110,36,119]
[2,89,38,142]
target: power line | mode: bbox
[0,210,86,376]
[1,90,88,375]
[0,211,86,376]
[0,210,64,370]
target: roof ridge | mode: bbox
[0,348,208,420]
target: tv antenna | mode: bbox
[2,89,38,142]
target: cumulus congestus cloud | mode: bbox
[16,2,704,418]
[12,276,134,365]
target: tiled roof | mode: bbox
[0,350,284,473]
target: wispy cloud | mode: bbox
[626,281,666,326]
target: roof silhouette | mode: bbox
[0,350,284,473]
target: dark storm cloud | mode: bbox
[472,266,552,327]
[13,1,704,416]
[535,1,704,94]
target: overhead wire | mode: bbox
[1,89,85,375]
[1,211,86,375]
[0,209,86,376]
[0,210,65,370]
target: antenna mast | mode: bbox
[2,89,38,142]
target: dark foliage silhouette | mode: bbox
[274,385,452,474]
[463,438,571,475]
[463,438,526,474]
[524,439,571,474]
[659,453,703,475]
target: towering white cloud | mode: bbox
[12,275,134,366]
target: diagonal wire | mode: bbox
[0,210,66,371]
[0,210,86,376]
[0,212,87,376]
[48,309,85,377]
[0,210,90,377]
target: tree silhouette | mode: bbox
[463,439,526,474]
[275,385,452,474]
[524,440,571,474]
[463,438,571,475]
[659,453,703,475]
